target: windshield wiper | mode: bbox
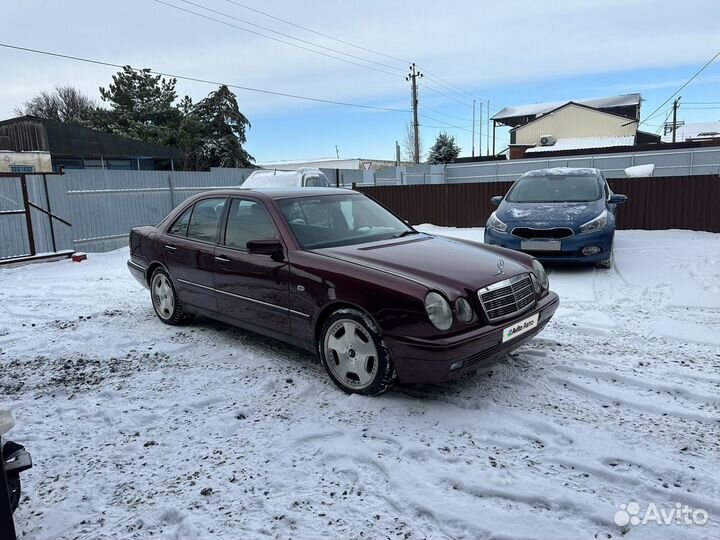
[394,230,419,238]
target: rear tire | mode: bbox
[150,268,187,325]
[319,309,396,396]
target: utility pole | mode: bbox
[672,97,681,143]
[335,145,340,159]
[406,63,423,164]
[395,140,401,165]
[472,99,476,157]
[478,101,483,158]
[486,100,490,156]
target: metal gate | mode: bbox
[0,173,73,263]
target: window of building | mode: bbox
[9,165,35,173]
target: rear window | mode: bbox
[506,175,601,203]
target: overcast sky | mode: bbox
[2,0,720,162]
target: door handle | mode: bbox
[165,244,177,252]
[214,255,230,264]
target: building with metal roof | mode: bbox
[488,94,664,159]
[0,116,183,172]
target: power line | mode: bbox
[420,82,472,106]
[221,0,409,66]
[418,113,474,134]
[419,70,478,102]
[218,0,490,105]
[421,104,473,123]
[639,48,720,127]
[162,0,499,117]
[422,124,473,129]
[172,0,405,73]
[0,42,410,113]
[151,0,402,78]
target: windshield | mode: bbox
[277,194,414,249]
[506,175,601,203]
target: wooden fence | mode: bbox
[357,175,720,233]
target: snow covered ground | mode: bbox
[2,227,719,540]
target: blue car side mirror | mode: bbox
[490,196,503,206]
[608,194,627,204]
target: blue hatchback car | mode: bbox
[484,168,626,268]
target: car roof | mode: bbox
[192,187,354,200]
[521,167,601,178]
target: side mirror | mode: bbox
[247,239,283,257]
[490,196,503,206]
[608,194,627,204]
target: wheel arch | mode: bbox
[145,261,170,287]
[313,301,382,348]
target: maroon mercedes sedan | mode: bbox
[128,188,559,395]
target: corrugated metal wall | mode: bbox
[3,167,719,260]
[0,177,30,258]
[358,175,720,232]
[446,147,720,182]
[55,169,253,252]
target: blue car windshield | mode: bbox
[506,175,601,203]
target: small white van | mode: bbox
[242,167,331,189]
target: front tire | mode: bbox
[150,268,186,325]
[319,309,396,396]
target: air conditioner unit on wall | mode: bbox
[540,135,556,146]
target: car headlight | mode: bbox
[531,259,549,292]
[455,297,474,323]
[425,292,453,330]
[580,210,608,233]
[487,212,507,232]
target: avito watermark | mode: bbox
[614,502,708,527]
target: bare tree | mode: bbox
[402,120,423,163]
[15,85,97,124]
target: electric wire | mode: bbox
[0,42,410,113]
[639,49,720,127]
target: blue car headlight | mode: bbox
[487,212,507,232]
[579,210,608,233]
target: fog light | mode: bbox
[450,360,465,371]
[582,246,601,256]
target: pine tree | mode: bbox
[427,132,461,164]
[95,66,182,146]
[187,85,254,169]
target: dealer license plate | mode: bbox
[521,240,561,251]
[502,313,539,343]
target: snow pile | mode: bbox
[525,136,635,153]
[2,228,719,539]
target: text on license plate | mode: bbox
[521,239,561,251]
[502,313,539,343]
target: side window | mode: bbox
[168,206,193,236]
[224,199,277,250]
[186,198,226,242]
[304,175,328,187]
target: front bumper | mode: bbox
[384,291,559,384]
[484,226,613,263]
